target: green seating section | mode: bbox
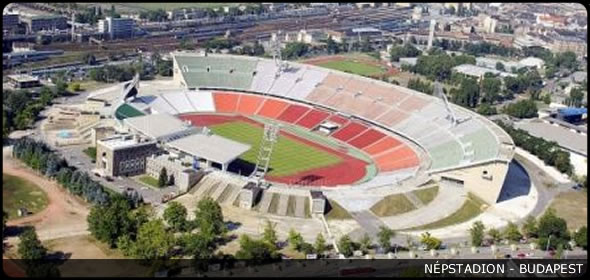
[176,56,257,90]
[115,103,145,120]
[460,128,499,162]
[428,140,464,170]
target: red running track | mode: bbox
[179,113,368,186]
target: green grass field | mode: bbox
[209,121,341,177]
[370,193,417,217]
[412,186,439,205]
[325,199,352,220]
[315,60,385,77]
[137,175,160,188]
[3,174,49,220]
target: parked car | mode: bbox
[105,176,114,182]
[517,252,526,259]
[504,254,511,259]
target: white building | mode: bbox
[145,154,201,193]
[518,57,545,69]
[98,17,134,39]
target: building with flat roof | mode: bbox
[21,15,67,33]
[6,74,41,89]
[453,64,516,81]
[166,132,251,171]
[95,134,158,177]
[98,17,134,40]
[3,14,19,32]
[145,154,202,193]
[123,114,199,143]
[238,182,262,209]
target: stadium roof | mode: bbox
[166,133,251,165]
[514,119,587,156]
[123,114,193,140]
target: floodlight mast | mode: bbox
[250,122,281,187]
[434,81,458,126]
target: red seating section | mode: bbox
[362,137,402,156]
[347,129,386,149]
[295,109,330,129]
[374,146,419,172]
[331,122,368,142]
[213,91,239,113]
[256,99,290,119]
[236,95,264,115]
[327,114,349,125]
[277,104,310,124]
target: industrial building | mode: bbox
[21,15,67,33]
[95,134,159,177]
[98,17,135,40]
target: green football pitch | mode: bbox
[314,60,386,77]
[209,121,342,177]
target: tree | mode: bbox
[326,36,340,54]
[235,235,280,261]
[282,42,309,60]
[420,232,442,250]
[314,233,327,255]
[262,220,278,248]
[481,76,502,104]
[287,228,304,251]
[377,226,395,253]
[496,62,505,71]
[487,228,502,244]
[158,167,168,188]
[477,103,497,116]
[194,197,225,241]
[359,233,372,253]
[469,221,485,247]
[87,196,133,247]
[163,201,187,232]
[338,235,355,257]
[503,99,538,118]
[503,222,523,242]
[567,87,585,107]
[520,215,538,239]
[537,208,570,250]
[389,43,421,62]
[573,226,587,250]
[451,77,480,108]
[132,219,174,259]
[82,53,97,65]
[18,228,47,260]
[179,232,214,259]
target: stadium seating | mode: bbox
[362,136,403,156]
[331,122,369,142]
[168,54,509,180]
[250,60,277,93]
[295,109,331,129]
[277,104,311,124]
[286,68,328,100]
[347,128,386,149]
[374,146,419,172]
[213,91,240,113]
[161,92,195,114]
[236,94,265,115]
[256,98,290,119]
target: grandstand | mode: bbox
[113,52,517,204]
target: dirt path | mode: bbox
[3,147,90,241]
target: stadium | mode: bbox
[110,51,516,211]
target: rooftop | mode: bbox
[123,113,194,140]
[98,134,155,150]
[167,132,251,164]
[453,64,517,78]
[514,118,587,156]
[7,74,39,82]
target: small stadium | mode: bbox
[101,50,532,234]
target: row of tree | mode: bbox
[408,52,476,81]
[496,121,573,175]
[11,138,141,206]
[407,78,433,95]
[469,209,586,253]
[88,61,154,83]
[502,99,538,118]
